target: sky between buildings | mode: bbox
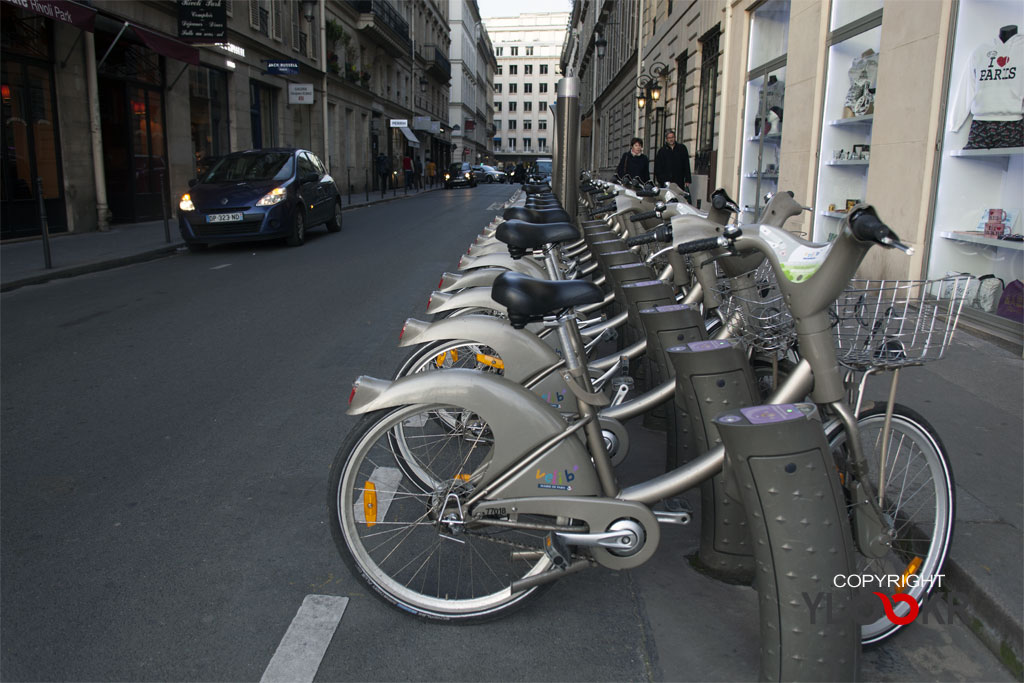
[478,0,572,18]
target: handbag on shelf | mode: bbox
[996,279,1024,323]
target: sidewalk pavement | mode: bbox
[0,184,443,293]
[1,190,1021,677]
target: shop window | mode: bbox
[190,66,231,173]
[928,0,1023,329]
[812,4,882,240]
[739,2,789,218]
[695,26,720,176]
[250,80,278,149]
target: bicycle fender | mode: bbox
[438,268,508,292]
[399,316,560,382]
[346,370,602,497]
[426,287,503,316]
[457,253,547,278]
[466,241,510,258]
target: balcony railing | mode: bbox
[346,1,411,52]
[423,44,451,82]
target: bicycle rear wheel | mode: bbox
[328,404,556,622]
[826,402,955,645]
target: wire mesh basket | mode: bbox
[715,263,796,354]
[830,276,972,370]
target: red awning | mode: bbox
[8,0,97,32]
[129,23,199,65]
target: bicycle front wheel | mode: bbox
[328,404,556,622]
[827,402,955,646]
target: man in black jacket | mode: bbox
[653,130,692,196]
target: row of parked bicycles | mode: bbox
[327,172,968,679]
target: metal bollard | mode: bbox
[35,177,52,269]
[160,171,171,243]
[554,79,579,222]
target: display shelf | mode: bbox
[828,114,874,127]
[820,210,848,218]
[940,231,1024,251]
[747,133,782,144]
[745,172,779,180]
[949,146,1024,158]
[826,159,869,166]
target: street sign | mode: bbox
[288,83,315,104]
[177,0,227,43]
[267,60,299,75]
[389,119,408,128]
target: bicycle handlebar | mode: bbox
[594,193,616,202]
[589,202,617,217]
[849,208,913,253]
[626,224,673,247]
[677,235,728,254]
[629,210,658,223]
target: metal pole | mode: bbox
[555,78,580,221]
[550,101,560,198]
[348,169,352,205]
[365,169,369,202]
[160,172,171,243]
[36,178,52,269]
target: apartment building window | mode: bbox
[524,137,531,149]
[495,46,503,56]
[695,26,721,175]
[540,64,548,75]
[523,120,531,130]
[524,83,532,94]
[526,46,534,56]
[509,83,517,93]
[540,83,548,93]
[510,46,518,56]
[495,83,502,93]
[524,102,532,112]
[509,101,517,111]
[509,65,518,75]
[675,51,687,134]
[495,119,501,129]
[525,65,533,75]
[498,65,503,75]
[539,120,547,130]
[509,138,516,149]
[508,120,517,129]
[495,102,502,112]
[539,137,547,149]
[539,102,547,111]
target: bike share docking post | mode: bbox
[616,280,678,419]
[666,340,757,582]
[714,404,858,682]
[554,77,579,222]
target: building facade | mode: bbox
[566,0,1022,342]
[447,0,496,166]
[0,0,452,239]
[487,11,569,167]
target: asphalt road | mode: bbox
[0,184,1012,682]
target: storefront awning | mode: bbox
[129,23,199,65]
[12,0,96,32]
[399,126,420,148]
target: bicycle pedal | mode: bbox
[653,497,693,525]
[544,532,572,570]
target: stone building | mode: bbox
[447,0,497,166]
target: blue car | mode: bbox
[178,148,342,250]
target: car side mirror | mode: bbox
[188,178,198,187]
[302,171,319,184]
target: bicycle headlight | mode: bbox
[179,194,195,212]
[256,187,287,206]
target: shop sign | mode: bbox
[389,119,408,128]
[267,60,300,75]
[177,0,227,43]
[288,83,315,104]
[2,0,97,31]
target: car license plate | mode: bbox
[207,213,243,223]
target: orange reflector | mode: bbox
[435,349,459,367]
[363,482,378,527]
[897,557,923,591]
[455,474,471,481]
[476,353,504,370]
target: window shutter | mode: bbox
[291,3,300,50]
[249,0,260,29]
[272,0,282,40]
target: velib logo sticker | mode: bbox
[537,465,578,491]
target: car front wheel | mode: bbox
[286,209,305,246]
[327,201,342,233]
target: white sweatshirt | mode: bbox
[949,34,1024,132]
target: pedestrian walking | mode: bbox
[402,154,414,189]
[615,137,649,183]
[426,158,436,188]
[653,129,692,197]
[413,156,423,190]
[375,152,391,198]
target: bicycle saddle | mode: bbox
[491,271,604,329]
[503,207,572,224]
[496,219,580,259]
[523,183,552,194]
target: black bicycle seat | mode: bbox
[503,207,572,223]
[496,220,579,255]
[491,271,603,328]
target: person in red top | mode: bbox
[402,154,414,188]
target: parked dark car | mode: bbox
[473,164,506,183]
[444,161,477,189]
[178,148,342,250]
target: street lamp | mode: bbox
[419,76,428,93]
[301,0,316,23]
[636,62,667,110]
[594,27,607,59]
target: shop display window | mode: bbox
[812,19,882,241]
[928,0,1023,328]
[739,0,790,219]
[829,0,883,32]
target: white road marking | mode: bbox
[486,202,504,210]
[211,264,232,270]
[260,595,349,683]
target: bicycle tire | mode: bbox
[328,405,556,622]
[825,402,955,646]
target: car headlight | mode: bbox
[256,187,287,206]
[179,194,195,212]
[464,172,470,179]
[444,173,450,180]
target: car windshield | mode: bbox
[535,160,553,174]
[203,152,294,183]
[448,163,464,173]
